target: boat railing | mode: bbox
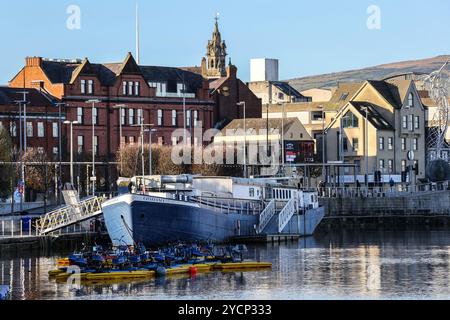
[191,196,264,216]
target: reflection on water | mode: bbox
[2,230,450,300]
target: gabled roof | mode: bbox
[0,86,56,106]
[329,82,364,104]
[366,80,401,108]
[36,53,204,93]
[223,117,304,134]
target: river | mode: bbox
[1,229,450,300]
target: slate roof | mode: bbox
[223,117,299,132]
[271,81,308,100]
[40,55,204,93]
[350,101,394,131]
[0,86,55,106]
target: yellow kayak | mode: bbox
[166,265,191,275]
[85,270,155,281]
[55,273,90,282]
[192,264,213,273]
[213,261,272,270]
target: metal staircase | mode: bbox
[257,200,276,234]
[36,196,105,235]
[278,198,297,233]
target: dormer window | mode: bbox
[408,93,414,108]
[81,80,86,94]
[88,80,94,94]
[122,81,127,95]
[134,82,140,96]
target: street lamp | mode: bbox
[86,99,101,196]
[237,102,247,178]
[112,104,127,174]
[55,102,65,205]
[144,126,157,176]
[64,120,79,187]
[277,102,286,175]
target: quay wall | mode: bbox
[318,190,450,230]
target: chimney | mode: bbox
[26,56,43,67]
[226,64,237,79]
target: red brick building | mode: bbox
[0,86,60,158]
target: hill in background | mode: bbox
[288,55,450,92]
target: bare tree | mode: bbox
[0,127,13,200]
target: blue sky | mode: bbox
[1,0,450,84]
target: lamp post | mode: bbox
[64,120,79,187]
[86,99,101,196]
[144,126,157,176]
[237,102,247,178]
[113,104,127,174]
[55,103,65,204]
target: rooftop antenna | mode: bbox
[136,3,140,64]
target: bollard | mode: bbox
[11,220,14,237]
[20,220,23,237]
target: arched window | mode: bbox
[408,93,414,108]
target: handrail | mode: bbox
[257,200,276,234]
[278,198,297,233]
[36,196,105,235]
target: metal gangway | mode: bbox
[36,196,105,235]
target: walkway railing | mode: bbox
[0,219,34,238]
[278,199,297,233]
[36,196,105,235]
[257,200,276,234]
[318,181,450,199]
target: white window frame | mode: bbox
[379,137,384,151]
[88,80,94,94]
[94,136,99,155]
[414,116,420,130]
[92,107,98,125]
[158,110,163,126]
[402,115,408,129]
[121,109,126,126]
[10,122,17,137]
[194,110,199,127]
[77,136,84,154]
[172,110,177,127]
[413,138,418,151]
[388,137,394,150]
[129,109,135,125]
[128,82,133,96]
[52,122,59,138]
[81,79,86,94]
[77,107,84,124]
[134,82,140,96]
[37,122,45,138]
[122,81,127,95]
[137,109,143,125]
[26,122,33,137]
[401,138,407,151]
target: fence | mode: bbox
[318,181,450,199]
[0,218,99,239]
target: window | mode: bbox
[129,136,135,145]
[402,160,407,172]
[409,114,414,132]
[53,147,58,157]
[388,137,394,150]
[10,122,17,137]
[408,93,414,108]
[137,109,143,125]
[186,110,191,127]
[172,136,178,146]
[249,188,255,197]
[134,82,140,96]
[158,110,163,126]
[81,80,86,94]
[157,136,164,146]
[414,160,419,173]
[379,137,385,151]
[172,110,177,127]
[88,80,94,94]
[379,159,385,171]
[388,160,394,173]
[94,136,99,155]
[401,138,407,151]
[177,83,184,95]
[352,138,359,151]
[92,107,98,125]
[128,82,133,96]
[129,109,135,125]
[342,112,359,128]
[122,81,127,95]
[121,109,126,126]
[402,115,408,129]
[339,93,349,101]
[194,111,199,127]
[77,107,84,124]
[413,138,418,151]
[37,122,45,137]
[414,116,420,130]
[26,122,33,137]
[343,138,348,152]
[52,122,59,138]
[37,147,44,154]
[77,136,84,154]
